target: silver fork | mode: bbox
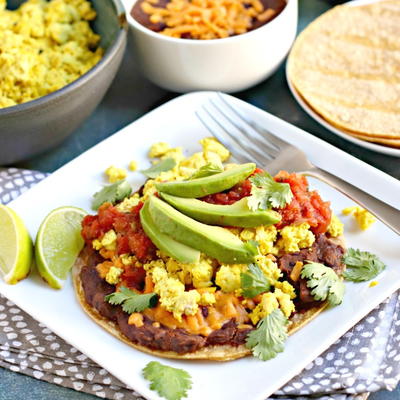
[196,94,400,236]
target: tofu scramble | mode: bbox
[0,0,103,108]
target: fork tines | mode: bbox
[195,93,286,166]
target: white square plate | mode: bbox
[1,92,400,400]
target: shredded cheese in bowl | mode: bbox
[133,0,285,40]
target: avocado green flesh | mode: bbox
[155,163,256,198]
[148,196,256,264]
[160,193,281,228]
[140,201,200,264]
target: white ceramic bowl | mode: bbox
[123,0,297,92]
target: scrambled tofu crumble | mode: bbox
[128,160,138,171]
[0,0,103,108]
[327,214,344,237]
[90,138,344,325]
[342,206,376,230]
[105,166,127,183]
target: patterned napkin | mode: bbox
[1,167,399,400]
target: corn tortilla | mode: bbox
[348,133,400,148]
[287,1,400,145]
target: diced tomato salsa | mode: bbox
[200,168,263,205]
[202,169,331,234]
[81,202,155,261]
[201,179,252,205]
[273,171,331,233]
[82,170,331,263]
[120,266,146,291]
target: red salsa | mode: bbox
[82,170,331,264]
[274,171,331,234]
[81,202,155,261]
[202,170,331,234]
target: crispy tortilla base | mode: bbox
[72,235,345,361]
[287,1,400,145]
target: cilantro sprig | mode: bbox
[343,248,386,282]
[104,287,158,314]
[243,240,259,259]
[141,158,176,179]
[247,172,293,211]
[189,162,224,180]
[300,262,345,306]
[241,263,270,298]
[92,180,132,210]
[143,361,192,400]
[246,309,288,361]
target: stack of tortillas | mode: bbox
[287,0,400,148]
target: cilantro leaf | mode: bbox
[104,287,158,313]
[246,309,288,361]
[248,172,293,210]
[241,263,270,298]
[243,240,259,258]
[343,248,386,282]
[189,162,224,180]
[141,158,176,179]
[143,361,192,400]
[92,180,132,210]
[300,262,345,306]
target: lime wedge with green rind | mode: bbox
[0,204,33,284]
[35,206,87,289]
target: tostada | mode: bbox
[73,139,346,361]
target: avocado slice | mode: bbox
[148,196,257,264]
[155,163,256,198]
[160,193,281,228]
[140,201,200,263]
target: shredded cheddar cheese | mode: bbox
[128,313,144,327]
[144,291,249,335]
[141,0,277,39]
[289,261,303,282]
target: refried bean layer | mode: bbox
[78,232,344,354]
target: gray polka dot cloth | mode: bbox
[1,168,399,400]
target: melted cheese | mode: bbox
[128,313,144,327]
[144,292,249,336]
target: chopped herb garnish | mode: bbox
[92,180,132,210]
[142,361,192,400]
[141,158,176,179]
[343,248,386,282]
[243,240,259,259]
[189,162,224,180]
[247,172,293,211]
[241,263,270,298]
[300,262,345,306]
[105,287,158,314]
[246,309,288,361]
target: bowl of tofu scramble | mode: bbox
[125,0,297,92]
[0,0,127,165]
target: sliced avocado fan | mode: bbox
[148,196,257,264]
[155,163,256,198]
[140,201,200,264]
[160,193,281,228]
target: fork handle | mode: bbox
[302,167,400,236]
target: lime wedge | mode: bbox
[0,205,33,284]
[35,206,87,289]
